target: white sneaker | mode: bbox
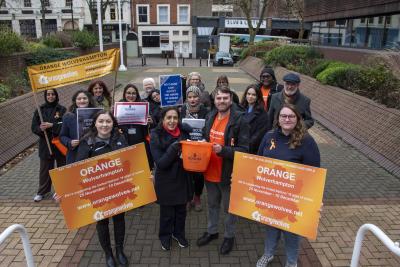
[285,263,297,267]
[33,194,43,202]
[256,254,274,267]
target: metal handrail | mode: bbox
[0,224,35,267]
[350,223,400,267]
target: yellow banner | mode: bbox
[28,48,119,92]
[229,152,327,240]
[49,143,156,230]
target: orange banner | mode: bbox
[28,48,119,92]
[229,152,327,240]
[49,143,156,230]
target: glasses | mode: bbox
[279,114,296,120]
[261,75,272,79]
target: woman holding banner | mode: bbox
[75,110,128,267]
[118,84,154,169]
[240,84,269,154]
[60,90,95,164]
[88,80,112,110]
[31,89,66,202]
[180,86,208,212]
[256,103,320,267]
[150,107,193,251]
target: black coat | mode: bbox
[242,107,269,154]
[203,105,250,185]
[31,103,66,159]
[150,125,192,205]
[75,131,127,161]
[267,90,314,131]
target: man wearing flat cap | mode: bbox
[266,72,314,131]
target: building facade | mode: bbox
[131,0,192,57]
[0,0,85,38]
[305,0,400,49]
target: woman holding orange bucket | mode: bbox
[150,107,193,251]
[180,86,209,211]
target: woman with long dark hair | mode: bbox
[88,80,112,110]
[60,90,95,164]
[75,110,128,267]
[146,89,161,129]
[256,104,320,267]
[31,89,66,202]
[150,107,192,251]
[240,84,269,154]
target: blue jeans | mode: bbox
[264,226,300,265]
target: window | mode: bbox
[178,5,190,24]
[137,4,149,24]
[173,31,179,36]
[157,5,170,24]
[65,0,72,7]
[378,16,384,24]
[182,31,189,36]
[43,0,50,7]
[368,17,374,24]
[110,4,116,20]
[24,0,32,7]
[360,18,366,24]
[335,19,345,26]
[0,1,5,7]
[386,16,391,25]
[142,31,160,47]
[19,20,36,38]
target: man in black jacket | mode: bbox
[257,67,283,111]
[267,73,314,131]
[196,86,249,255]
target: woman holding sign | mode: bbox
[31,89,66,202]
[88,80,112,110]
[180,86,208,211]
[60,90,95,164]
[118,84,154,169]
[150,107,192,251]
[240,84,269,154]
[256,104,320,267]
[75,110,128,267]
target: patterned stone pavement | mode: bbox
[1,65,400,266]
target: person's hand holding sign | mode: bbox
[71,140,80,148]
[212,143,222,154]
[40,122,53,131]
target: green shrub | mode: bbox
[71,30,97,49]
[23,41,47,52]
[24,47,77,66]
[54,31,73,47]
[311,59,338,77]
[240,41,281,60]
[41,34,63,48]
[0,27,24,56]
[0,83,11,102]
[316,63,361,89]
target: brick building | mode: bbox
[305,0,400,49]
[131,0,192,57]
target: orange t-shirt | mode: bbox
[261,86,271,110]
[204,113,230,182]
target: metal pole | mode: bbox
[96,0,103,51]
[166,54,169,65]
[182,57,185,66]
[199,57,202,67]
[0,224,34,267]
[117,0,126,71]
[71,0,74,30]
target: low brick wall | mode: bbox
[240,57,400,177]
[0,75,115,166]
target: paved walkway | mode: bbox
[1,65,400,267]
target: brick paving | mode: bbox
[0,64,400,266]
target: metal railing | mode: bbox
[351,223,400,267]
[0,224,35,267]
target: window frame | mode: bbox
[177,4,190,24]
[24,0,32,8]
[157,4,170,25]
[136,4,150,25]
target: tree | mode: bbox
[85,0,112,34]
[235,0,271,45]
[39,0,48,37]
[284,0,305,39]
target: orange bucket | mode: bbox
[180,140,213,172]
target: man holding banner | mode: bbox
[196,86,249,255]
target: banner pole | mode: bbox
[112,70,118,107]
[33,91,53,155]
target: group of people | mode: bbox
[31,68,320,267]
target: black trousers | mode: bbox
[159,204,186,242]
[38,156,65,195]
[96,212,125,255]
[190,172,204,197]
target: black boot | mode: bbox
[114,213,128,265]
[96,221,116,267]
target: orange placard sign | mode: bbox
[229,152,327,240]
[50,143,156,230]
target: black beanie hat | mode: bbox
[260,67,277,82]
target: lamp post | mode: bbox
[117,0,127,71]
[96,0,103,51]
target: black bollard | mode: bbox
[144,56,146,66]
[166,54,169,65]
[182,57,185,66]
[200,57,202,67]
[141,55,144,66]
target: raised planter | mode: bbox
[240,56,400,177]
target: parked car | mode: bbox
[213,51,234,66]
